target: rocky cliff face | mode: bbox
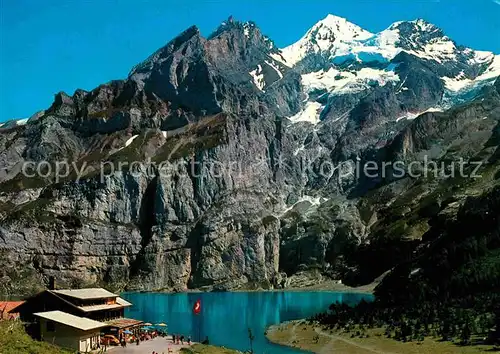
[0,15,499,296]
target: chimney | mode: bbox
[48,276,56,290]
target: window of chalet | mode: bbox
[46,320,55,332]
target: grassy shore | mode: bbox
[0,321,71,354]
[180,344,241,353]
[0,322,241,354]
[267,320,494,354]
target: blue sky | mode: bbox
[1,0,499,122]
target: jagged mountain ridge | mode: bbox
[0,15,499,295]
[128,19,297,117]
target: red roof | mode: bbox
[0,301,24,319]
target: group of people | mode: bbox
[170,333,191,345]
[119,328,164,347]
[147,334,195,354]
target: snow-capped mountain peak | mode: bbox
[278,14,499,126]
[316,14,373,41]
[280,15,470,68]
[280,16,452,68]
[382,19,458,62]
[280,14,373,66]
[410,19,440,32]
[385,19,442,37]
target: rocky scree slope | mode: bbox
[0,15,499,296]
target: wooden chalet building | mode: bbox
[11,287,143,351]
[14,288,133,322]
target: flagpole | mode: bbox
[198,311,201,343]
[192,299,202,343]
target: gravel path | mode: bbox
[107,337,194,353]
[315,327,395,354]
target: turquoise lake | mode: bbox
[122,291,372,354]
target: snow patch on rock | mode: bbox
[280,194,329,216]
[0,118,30,129]
[270,52,289,67]
[249,64,266,91]
[16,118,29,126]
[396,107,443,122]
[288,101,323,125]
[265,60,283,79]
[125,135,139,147]
[293,144,305,156]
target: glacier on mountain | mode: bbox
[443,55,500,92]
[278,14,500,123]
[301,64,400,96]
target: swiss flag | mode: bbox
[193,299,201,315]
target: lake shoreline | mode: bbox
[266,320,492,353]
[125,279,378,296]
